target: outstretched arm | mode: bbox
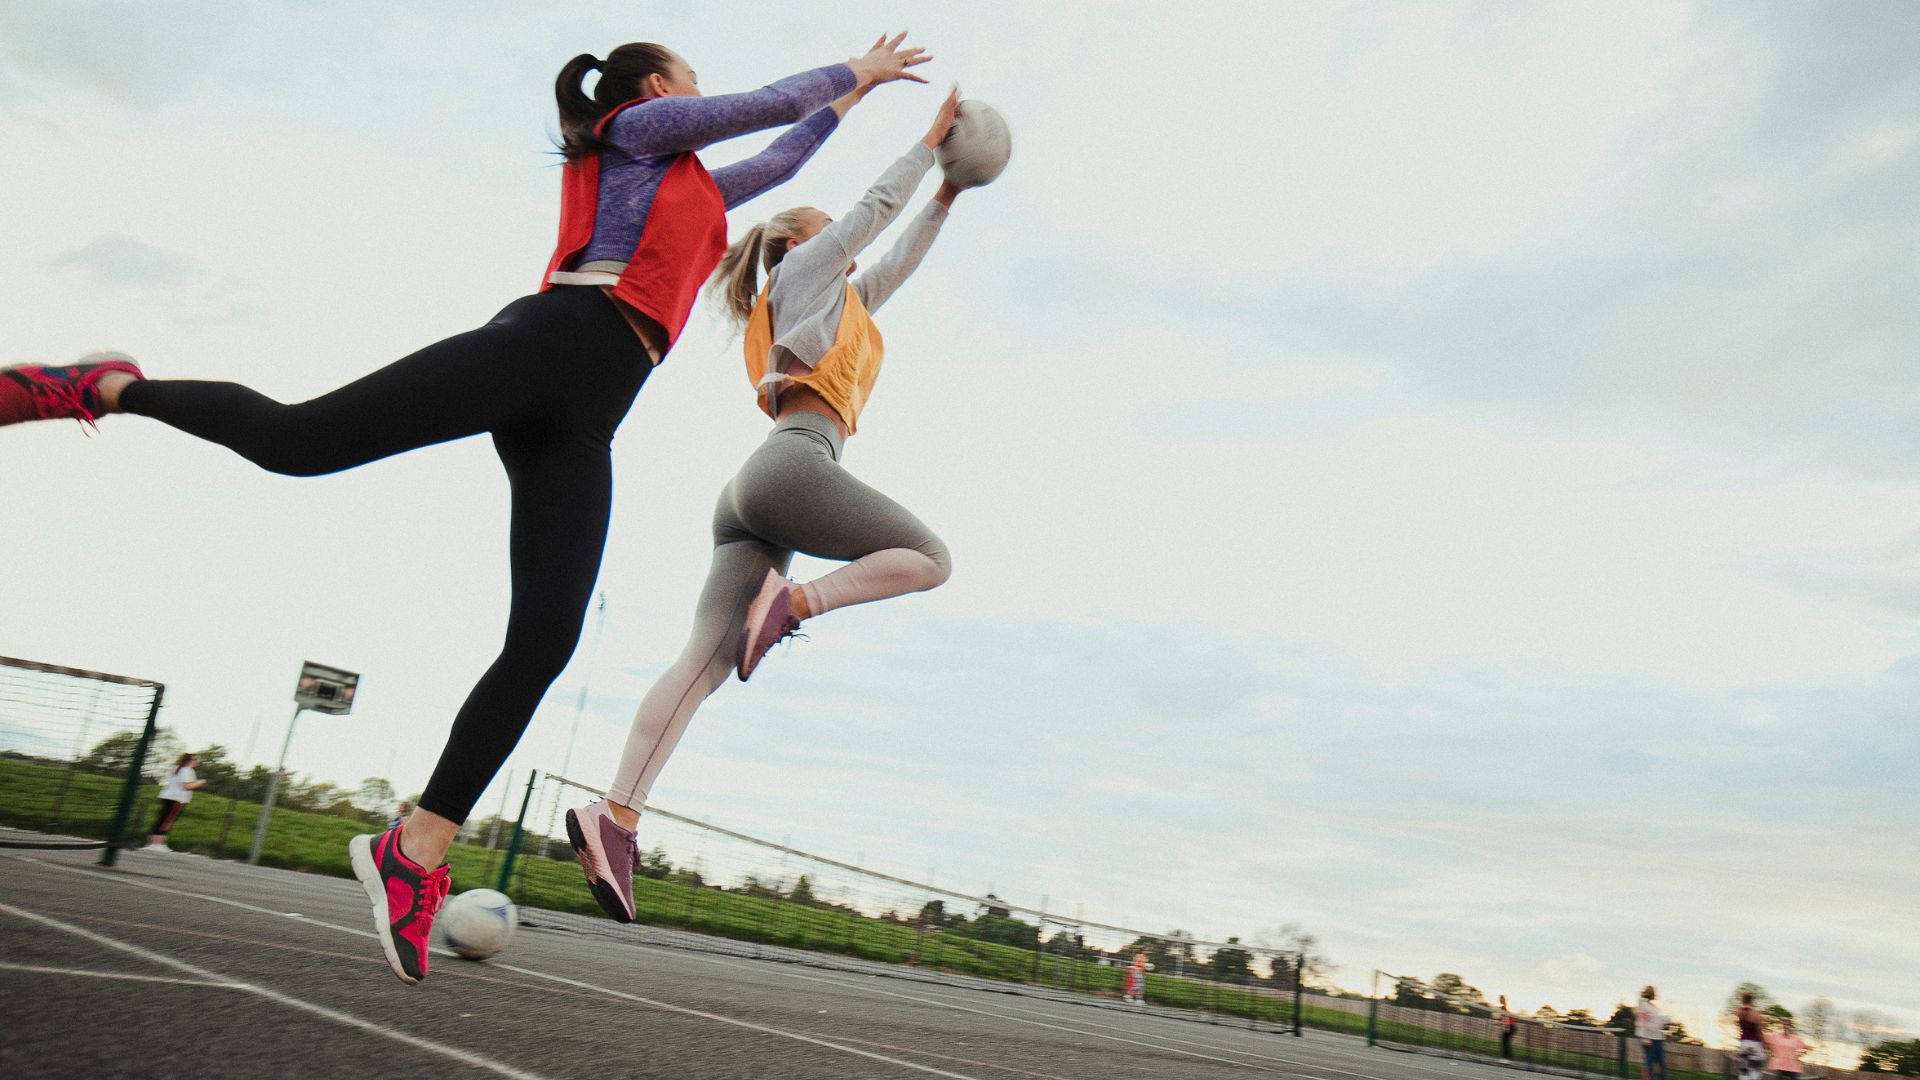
[782,88,960,282]
[710,107,842,209]
[852,182,957,312]
[604,34,930,159]
[605,66,853,159]
[709,74,881,209]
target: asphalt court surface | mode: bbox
[1,848,1539,1079]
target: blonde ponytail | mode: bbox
[704,207,822,328]
[709,224,769,326]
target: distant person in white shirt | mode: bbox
[146,753,205,851]
[1635,985,1670,1080]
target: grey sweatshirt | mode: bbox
[761,143,947,398]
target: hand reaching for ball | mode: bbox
[922,86,961,150]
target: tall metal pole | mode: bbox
[558,591,607,781]
[217,709,267,856]
[248,703,303,865]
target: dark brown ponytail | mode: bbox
[555,43,676,158]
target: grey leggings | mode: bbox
[608,411,950,806]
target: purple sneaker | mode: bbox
[738,569,802,682]
[565,799,638,923]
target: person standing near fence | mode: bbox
[145,752,204,852]
[1767,1017,1809,1080]
[1636,986,1670,1080]
[1498,995,1518,1058]
[1736,992,1769,1080]
[1125,951,1150,1004]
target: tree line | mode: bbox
[71,728,401,823]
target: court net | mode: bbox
[484,769,1309,1031]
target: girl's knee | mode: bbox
[501,623,583,684]
[248,405,344,476]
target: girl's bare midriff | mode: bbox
[774,381,848,438]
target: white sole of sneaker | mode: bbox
[349,833,418,986]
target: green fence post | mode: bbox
[1618,1032,1630,1078]
[494,770,538,894]
[1293,953,1305,1036]
[99,685,163,866]
[1367,996,1379,1046]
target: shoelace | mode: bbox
[416,871,451,918]
[28,370,102,433]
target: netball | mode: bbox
[936,99,1012,188]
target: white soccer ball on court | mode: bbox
[936,100,1012,189]
[440,888,517,961]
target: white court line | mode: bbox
[494,962,986,1080]
[19,854,385,941]
[15,856,1514,1080]
[15,857,986,1080]
[20,854,1276,1075]
[660,946,1273,1072]
[0,899,551,1080]
[0,959,240,988]
[649,945,1460,1080]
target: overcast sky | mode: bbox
[2,0,1914,1052]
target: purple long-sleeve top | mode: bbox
[574,64,858,267]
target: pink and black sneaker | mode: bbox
[0,352,143,431]
[349,825,450,985]
[738,568,803,682]
[564,799,639,923]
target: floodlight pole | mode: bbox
[248,703,304,865]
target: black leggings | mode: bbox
[152,799,186,836]
[120,286,651,823]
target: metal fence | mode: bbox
[493,770,1309,1033]
[0,655,165,862]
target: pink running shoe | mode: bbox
[0,352,143,430]
[349,825,450,985]
[737,568,802,681]
[565,799,639,923]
